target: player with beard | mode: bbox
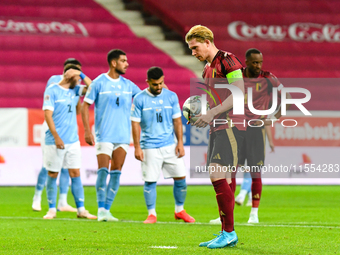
[81,49,141,222]
[32,58,83,213]
[210,48,290,224]
[238,48,290,223]
[42,64,96,219]
[131,67,195,224]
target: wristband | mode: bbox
[79,72,86,80]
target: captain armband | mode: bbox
[226,69,243,84]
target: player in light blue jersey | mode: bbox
[42,63,96,220]
[81,49,141,222]
[131,67,195,224]
[32,58,83,213]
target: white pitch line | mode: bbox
[0,216,339,229]
[150,246,177,249]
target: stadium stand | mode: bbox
[0,0,195,108]
[136,0,340,110]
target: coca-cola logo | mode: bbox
[228,21,340,43]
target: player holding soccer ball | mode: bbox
[131,67,195,224]
[186,25,245,249]
[210,48,291,224]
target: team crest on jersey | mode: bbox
[212,69,216,78]
[118,85,121,89]
[256,83,262,91]
[44,95,50,101]
[159,100,163,104]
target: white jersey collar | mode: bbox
[105,73,121,83]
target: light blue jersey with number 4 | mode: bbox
[84,73,141,144]
[43,84,82,145]
[131,88,182,149]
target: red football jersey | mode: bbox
[242,68,283,121]
[202,50,244,132]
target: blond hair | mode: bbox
[185,25,214,43]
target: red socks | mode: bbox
[230,171,237,193]
[251,177,262,208]
[212,179,234,232]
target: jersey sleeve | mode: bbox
[46,76,55,88]
[221,53,243,76]
[74,85,86,97]
[171,93,182,119]
[131,95,142,122]
[84,80,98,105]
[46,75,62,88]
[42,88,55,111]
[131,82,142,97]
[268,72,284,97]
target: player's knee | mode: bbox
[144,182,157,188]
[48,171,58,178]
[173,176,185,180]
[68,169,80,178]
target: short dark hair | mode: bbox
[64,58,81,67]
[147,66,164,80]
[245,48,261,59]
[107,49,126,66]
[63,64,81,73]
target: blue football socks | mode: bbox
[241,172,252,193]
[71,176,85,208]
[104,170,121,210]
[59,168,70,195]
[144,182,157,210]
[96,167,108,208]
[173,179,187,206]
[46,175,57,209]
[35,167,47,192]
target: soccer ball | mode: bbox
[182,95,208,123]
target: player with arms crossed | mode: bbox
[81,49,141,222]
[131,67,195,224]
[42,64,96,219]
[32,58,83,212]
[186,25,245,249]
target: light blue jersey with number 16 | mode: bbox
[131,88,182,149]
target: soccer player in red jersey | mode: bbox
[240,48,291,223]
[210,48,291,224]
[186,25,245,249]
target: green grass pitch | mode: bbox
[0,185,339,254]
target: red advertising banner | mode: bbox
[28,109,95,146]
[273,117,340,146]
